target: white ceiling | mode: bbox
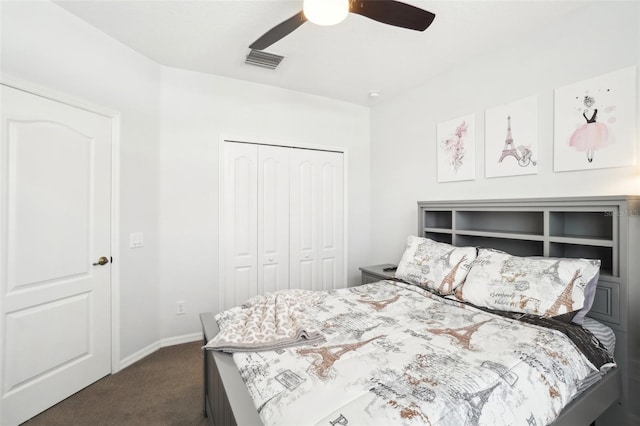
[54,0,590,106]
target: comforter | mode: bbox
[227,281,615,426]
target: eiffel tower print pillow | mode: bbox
[395,236,477,295]
[457,248,601,323]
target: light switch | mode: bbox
[130,232,144,248]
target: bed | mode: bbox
[201,196,637,425]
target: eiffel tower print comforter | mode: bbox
[220,280,615,426]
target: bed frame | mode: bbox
[201,196,639,425]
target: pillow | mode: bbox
[395,236,477,295]
[458,248,601,322]
[571,270,600,325]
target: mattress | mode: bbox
[225,280,614,426]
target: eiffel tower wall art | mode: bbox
[553,66,636,172]
[485,95,539,178]
[436,113,476,182]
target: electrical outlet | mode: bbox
[176,301,186,315]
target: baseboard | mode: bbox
[160,332,203,348]
[119,341,161,371]
[118,331,203,371]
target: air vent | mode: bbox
[245,49,284,70]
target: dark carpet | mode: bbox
[22,341,208,426]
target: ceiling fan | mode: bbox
[249,0,436,51]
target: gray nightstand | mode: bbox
[359,264,398,285]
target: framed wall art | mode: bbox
[436,114,475,182]
[485,95,538,178]
[554,66,636,172]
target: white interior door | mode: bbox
[222,142,258,310]
[257,145,290,294]
[0,85,112,425]
[290,150,318,290]
[317,150,344,290]
[290,149,344,290]
[222,142,344,307]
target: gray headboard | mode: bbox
[416,196,639,425]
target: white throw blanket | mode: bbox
[204,289,326,353]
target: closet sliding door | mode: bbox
[221,141,344,310]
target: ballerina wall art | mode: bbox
[485,95,538,178]
[554,66,636,172]
[436,113,475,182]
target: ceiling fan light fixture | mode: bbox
[303,0,349,26]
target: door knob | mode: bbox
[93,256,109,266]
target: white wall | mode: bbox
[1,1,162,361]
[157,67,370,339]
[1,0,371,356]
[369,1,640,264]
[1,0,370,359]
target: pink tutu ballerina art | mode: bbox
[554,66,634,172]
[569,94,615,162]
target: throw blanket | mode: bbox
[204,289,326,353]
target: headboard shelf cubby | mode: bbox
[456,210,545,235]
[455,234,544,257]
[549,210,614,240]
[423,210,453,229]
[417,196,640,425]
[423,232,453,244]
[548,242,615,276]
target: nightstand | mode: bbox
[359,264,398,285]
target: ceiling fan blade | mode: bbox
[350,0,435,31]
[249,11,307,50]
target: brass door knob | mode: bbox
[93,256,109,266]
